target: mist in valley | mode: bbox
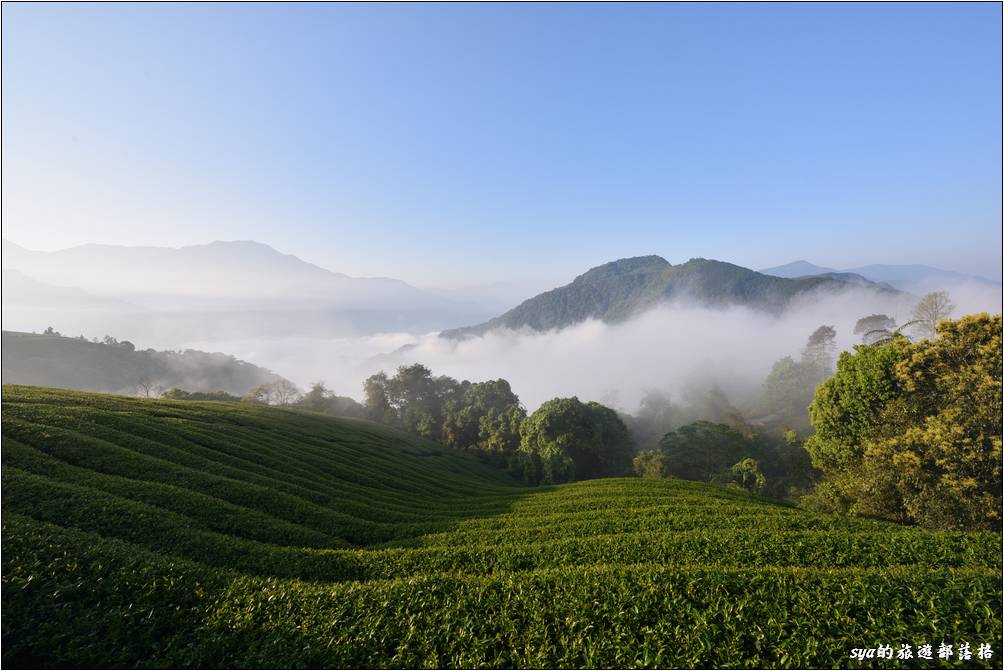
[172,281,1001,418]
[3,237,1001,425]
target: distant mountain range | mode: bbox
[1,240,492,340]
[760,260,999,291]
[2,239,450,308]
[441,256,900,339]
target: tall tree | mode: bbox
[910,291,954,339]
[363,372,394,424]
[802,325,837,377]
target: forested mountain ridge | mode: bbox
[442,256,899,338]
[1,330,286,396]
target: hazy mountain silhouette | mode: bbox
[761,259,998,290]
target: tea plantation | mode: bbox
[2,385,1000,668]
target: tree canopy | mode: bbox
[805,313,1001,530]
[762,325,839,431]
[516,397,633,484]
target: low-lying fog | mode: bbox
[173,282,1001,412]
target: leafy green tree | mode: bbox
[162,388,241,402]
[805,314,1001,530]
[378,364,462,440]
[363,372,395,424]
[729,458,766,494]
[518,397,633,484]
[477,405,526,462]
[633,450,667,478]
[442,379,526,463]
[364,364,499,442]
[805,342,905,475]
[659,421,758,482]
[298,382,335,413]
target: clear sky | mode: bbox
[2,2,1001,290]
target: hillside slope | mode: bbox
[442,256,899,338]
[2,386,1000,668]
[1,330,286,396]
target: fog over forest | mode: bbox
[178,281,1001,412]
[3,240,1000,413]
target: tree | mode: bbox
[161,388,241,402]
[43,326,60,336]
[136,377,156,398]
[854,314,896,345]
[633,450,667,478]
[363,364,468,441]
[477,405,526,463]
[910,291,954,339]
[762,326,840,431]
[517,397,633,484]
[363,372,395,424]
[242,383,275,405]
[763,356,815,430]
[441,379,526,463]
[659,421,759,483]
[804,314,1001,530]
[299,381,335,413]
[805,342,904,475]
[803,325,837,377]
[729,458,766,494]
[271,379,300,406]
[239,380,299,406]
[623,390,675,452]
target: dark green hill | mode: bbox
[442,256,898,338]
[1,330,284,396]
[2,386,999,668]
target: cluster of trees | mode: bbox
[760,292,959,434]
[361,364,816,490]
[362,364,634,482]
[363,365,526,467]
[803,313,1001,530]
[852,292,955,345]
[163,380,368,419]
[623,291,987,509]
[632,422,813,497]
[161,388,241,402]
[762,325,838,432]
[240,379,302,406]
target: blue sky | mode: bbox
[2,3,1001,289]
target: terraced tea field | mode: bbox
[2,386,1001,668]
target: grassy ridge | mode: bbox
[2,385,1001,668]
